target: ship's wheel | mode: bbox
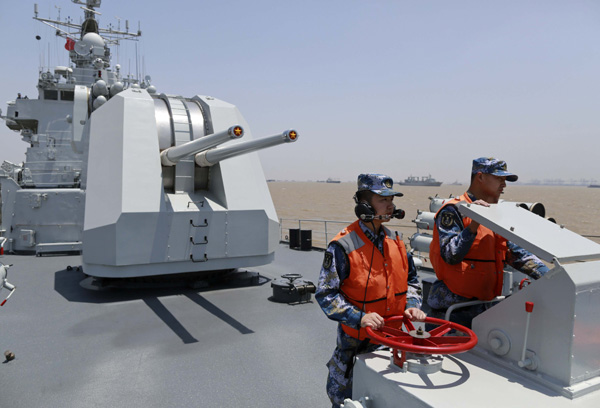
[366,315,478,369]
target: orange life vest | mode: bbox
[429,193,507,301]
[331,220,409,340]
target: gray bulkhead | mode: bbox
[462,202,600,397]
[0,79,89,253]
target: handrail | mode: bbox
[279,218,600,249]
[279,218,417,249]
[444,297,505,321]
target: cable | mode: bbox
[345,219,378,378]
[358,219,378,338]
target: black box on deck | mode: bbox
[289,229,312,251]
[289,229,300,249]
[300,230,312,251]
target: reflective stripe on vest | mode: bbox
[332,220,408,340]
[429,193,507,301]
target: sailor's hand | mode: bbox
[360,312,384,329]
[404,307,427,322]
[472,199,490,207]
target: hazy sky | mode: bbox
[1,0,599,183]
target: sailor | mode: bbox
[316,173,426,408]
[427,157,549,328]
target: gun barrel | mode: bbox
[195,129,298,167]
[160,125,244,166]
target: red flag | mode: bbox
[65,37,75,51]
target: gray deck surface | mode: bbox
[0,244,334,407]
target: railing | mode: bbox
[278,218,600,270]
[279,218,419,250]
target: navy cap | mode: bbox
[357,173,403,197]
[472,157,518,182]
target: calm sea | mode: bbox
[268,182,600,248]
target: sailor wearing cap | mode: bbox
[427,157,549,328]
[316,173,426,408]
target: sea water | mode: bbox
[269,182,600,248]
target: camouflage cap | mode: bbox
[357,173,403,197]
[472,157,518,182]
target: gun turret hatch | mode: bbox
[458,201,600,263]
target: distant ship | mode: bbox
[326,178,341,183]
[398,174,442,186]
[589,184,600,188]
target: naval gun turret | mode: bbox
[81,89,297,279]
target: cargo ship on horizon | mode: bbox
[398,174,443,186]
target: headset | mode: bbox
[353,192,406,221]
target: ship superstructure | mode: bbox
[0,0,144,254]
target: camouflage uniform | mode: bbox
[427,159,549,328]
[316,221,422,407]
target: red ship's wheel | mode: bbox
[365,315,478,357]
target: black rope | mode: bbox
[345,219,378,379]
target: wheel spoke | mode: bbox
[421,338,440,348]
[390,337,415,345]
[428,323,453,337]
[403,319,415,332]
[427,336,472,345]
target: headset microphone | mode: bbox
[392,208,405,219]
[359,210,405,222]
[354,194,405,221]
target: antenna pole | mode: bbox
[135,42,139,83]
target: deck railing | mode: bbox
[279,218,420,249]
[278,218,600,260]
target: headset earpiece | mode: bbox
[354,191,375,219]
[354,201,375,219]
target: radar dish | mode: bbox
[145,75,152,83]
[74,40,91,56]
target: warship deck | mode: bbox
[1,244,334,407]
